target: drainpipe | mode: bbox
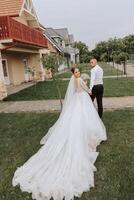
[0,50,5,82]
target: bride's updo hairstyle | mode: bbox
[71,67,76,74]
[71,67,79,74]
[71,67,80,78]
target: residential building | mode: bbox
[44,28,79,68]
[0,0,80,100]
[0,0,48,99]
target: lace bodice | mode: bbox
[74,77,90,93]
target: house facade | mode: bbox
[44,28,79,69]
[0,0,80,100]
[0,0,48,99]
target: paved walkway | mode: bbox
[110,63,134,76]
[7,82,36,95]
[0,96,134,113]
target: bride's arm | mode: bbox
[77,78,90,93]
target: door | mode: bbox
[23,59,29,82]
[2,60,10,85]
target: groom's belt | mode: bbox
[94,84,103,86]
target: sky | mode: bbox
[33,0,134,49]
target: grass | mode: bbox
[56,62,123,79]
[99,62,123,76]
[56,71,72,79]
[0,110,134,200]
[4,80,68,101]
[79,62,123,76]
[4,77,134,101]
[104,77,134,97]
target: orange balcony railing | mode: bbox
[0,16,48,48]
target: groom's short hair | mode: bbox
[90,58,97,62]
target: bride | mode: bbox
[12,67,107,200]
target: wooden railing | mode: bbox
[0,16,48,48]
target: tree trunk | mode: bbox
[123,61,127,75]
[113,60,115,68]
[56,85,63,111]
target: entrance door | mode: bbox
[23,59,29,82]
[2,60,10,85]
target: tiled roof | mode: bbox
[45,27,79,55]
[45,28,63,39]
[44,29,64,53]
[55,28,70,44]
[0,0,24,17]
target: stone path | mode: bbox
[0,96,134,113]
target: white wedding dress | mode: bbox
[12,75,107,200]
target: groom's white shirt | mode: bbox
[90,64,103,90]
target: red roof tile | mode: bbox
[0,0,24,17]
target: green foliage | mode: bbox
[100,53,108,62]
[74,41,91,63]
[92,35,134,62]
[123,35,134,54]
[113,52,128,64]
[41,54,66,109]
[72,34,134,63]
[42,54,65,76]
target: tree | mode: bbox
[42,54,65,78]
[100,52,108,62]
[42,54,65,109]
[118,52,128,75]
[74,41,91,63]
[113,52,129,75]
[92,38,126,62]
[111,51,121,67]
[123,35,134,54]
[91,41,108,61]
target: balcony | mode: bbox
[0,16,48,48]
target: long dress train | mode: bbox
[12,76,107,200]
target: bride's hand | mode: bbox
[89,90,92,96]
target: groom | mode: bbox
[89,58,104,118]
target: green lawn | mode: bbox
[104,77,134,97]
[56,62,123,79]
[56,71,72,79]
[4,77,134,101]
[4,80,68,101]
[0,110,134,200]
[79,62,123,76]
[101,62,123,76]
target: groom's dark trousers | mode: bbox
[90,84,104,118]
